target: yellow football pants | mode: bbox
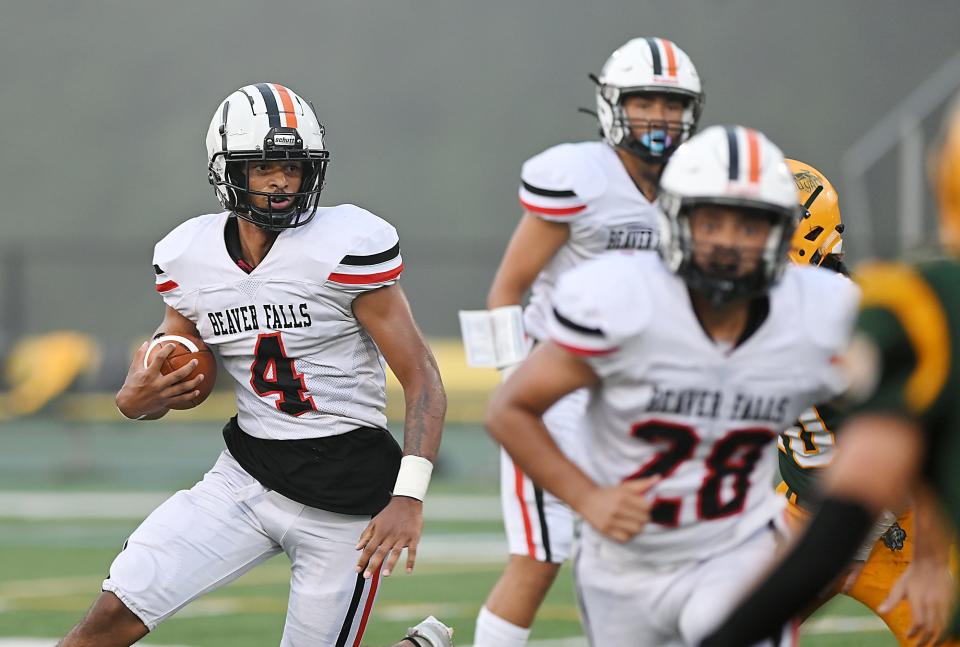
[777,482,957,646]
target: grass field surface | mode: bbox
[0,421,899,645]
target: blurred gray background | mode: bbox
[2,0,959,344]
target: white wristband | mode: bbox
[393,455,433,501]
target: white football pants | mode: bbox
[102,450,380,646]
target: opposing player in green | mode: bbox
[702,98,960,647]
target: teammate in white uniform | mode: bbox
[488,125,860,646]
[474,37,704,647]
[59,84,448,647]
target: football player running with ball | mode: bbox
[60,84,448,647]
[488,125,859,646]
[474,37,704,647]
[701,97,960,647]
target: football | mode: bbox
[144,334,217,408]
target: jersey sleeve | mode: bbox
[326,214,404,296]
[152,261,185,308]
[518,144,606,222]
[546,255,649,377]
[847,263,948,420]
[152,221,198,318]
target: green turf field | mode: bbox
[0,420,899,645]
[0,518,897,646]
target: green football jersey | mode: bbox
[852,259,959,504]
[850,259,960,634]
[777,403,843,509]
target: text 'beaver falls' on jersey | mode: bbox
[207,304,312,336]
[647,386,790,424]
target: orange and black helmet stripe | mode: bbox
[660,39,678,77]
[745,128,761,184]
[725,126,761,185]
[272,84,298,129]
[645,38,663,76]
[254,83,281,128]
[644,38,679,78]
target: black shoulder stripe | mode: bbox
[153,264,164,275]
[553,307,604,337]
[522,180,577,198]
[341,242,400,266]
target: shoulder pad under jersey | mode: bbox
[315,204,404,289]
[548,252,654,355]
[519,142,609,221]
[152,212,225,299]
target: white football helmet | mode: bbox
[595,37,704,162]
[658,125,799,302]
[206,83,330,230]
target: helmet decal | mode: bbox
[724,126,762,185]
[645,37,679,79]
[785,159,843,267]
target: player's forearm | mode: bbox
[487,402,596,512]
[399,363,447,461]
[913,487,952,566]
[486,276,527,310]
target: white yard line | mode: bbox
[0,492,501,521]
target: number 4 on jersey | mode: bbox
[250,332,317,416]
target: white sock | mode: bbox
[473,605,531,647]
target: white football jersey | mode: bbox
[518,141,661,340]
[546,253,859,564]
[153,206,403,440]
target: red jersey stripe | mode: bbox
[745,128,761,185]
[351,566,381,647]
[660,39,679,77]
[328,264,404,285]
[519,198,587,216]
[155,280,179,293]
[273,84,299,129]
[555,340,618,357]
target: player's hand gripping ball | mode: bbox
[144,334,217,408]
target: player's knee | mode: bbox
[509,553,561,573]
[71,592,146,641]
